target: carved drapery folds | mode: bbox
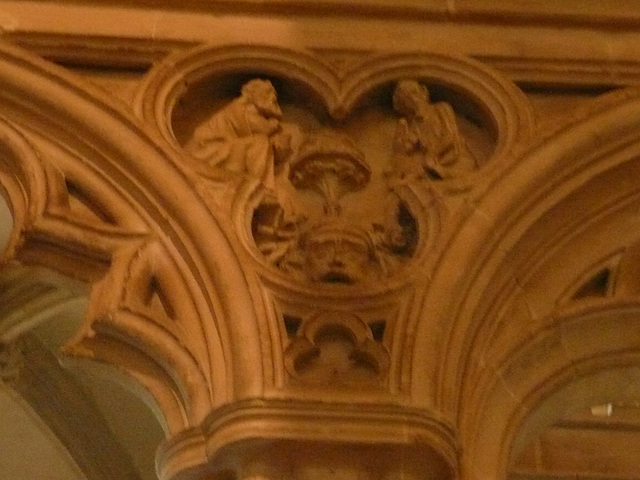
[391,79,477,181]
[185,78,292,190]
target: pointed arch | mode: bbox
[467,301,640,479]
[409,89,640,477]
[0,40,266,432]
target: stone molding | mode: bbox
[467,301,640,479]
[1,32,640,479]
[9,34,640,89]
[0,39,262,433]
[8,1,640,28]
[157,398,459,480]
[416,86,640,478]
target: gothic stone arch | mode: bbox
[1,34,640,480]
[0,40,264,434]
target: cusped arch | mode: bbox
[135,44,340,150]
[0,40,265,432]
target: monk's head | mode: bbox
[242,79,282,119]
[392,80,430,116]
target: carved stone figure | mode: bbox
[298,221,380,284]
[392,80,475,180]
[251,129,419,284]
[186,79,292,190]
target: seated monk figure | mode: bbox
[186,78,290,190]
[392,79,475,180]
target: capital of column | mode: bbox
[157,399,459,480]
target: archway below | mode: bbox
[508,366,640,480]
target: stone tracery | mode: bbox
[170,62,524,287]
[0,30,637,480]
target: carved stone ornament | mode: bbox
[391,79,477,181]
[12,33,640,480]
[252,129,418,284]
[121,45,538,479]
[283,311,390,386]
[173,70,525,286]
[238,108,423,285]
[184,79,293,191]
[136,47,533,294]
[289,130,371,215]
[157,399,459,480]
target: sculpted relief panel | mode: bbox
[178,76,431,286]
[5,29,640,480]
[0,40,560,480]
[251,126,418,285]
[0,46,531,438]
[7,36,640,480]
[134,46,533,397]
[165,69,510,287]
